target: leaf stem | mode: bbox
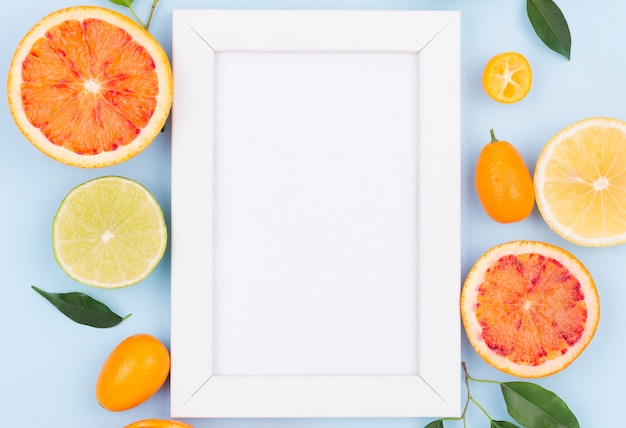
[144,0,160,30]
[127,5,146,28]
[469,396,494,421]
[461,362,497,423]
[462,361,502,385]
[467,376,502,385]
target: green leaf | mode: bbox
[424,420,444,428]
[526,0,571,60]
[108,0,134,7]
[501,382,580,428]
[32,286,130,328]
[491,421,520,428]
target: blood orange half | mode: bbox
[461,240,600,378]
[7,6,173,168]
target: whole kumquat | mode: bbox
[475,129,535,223]
[95,333,170,412]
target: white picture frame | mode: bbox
[170,9,461,418]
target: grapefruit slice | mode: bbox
[461,240,599,378]
[124,420,194,428]
[7,6,173,168]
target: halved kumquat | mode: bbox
[482,52,532,103]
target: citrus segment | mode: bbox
[534,117,626,246]
[461,240,599,378]
[52,176,167,288]
[96,334,170,412]
[482,52,532,103]
[7,6,172,168]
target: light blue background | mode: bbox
[1,0,624,427]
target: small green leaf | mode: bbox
[108,0,135,7]
[424,420,444,428]
[32,286,130,328]
[491,421,520,428]
[501,382,580,428]
[526,0,571,59]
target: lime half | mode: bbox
[52,176,167,288]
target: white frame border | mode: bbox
[170,9,461,418]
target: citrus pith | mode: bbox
[52,176,167,288]
[534,117,626,246]
[7,6,173,168]
[96,334,170,412]
[461,240,599,378]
